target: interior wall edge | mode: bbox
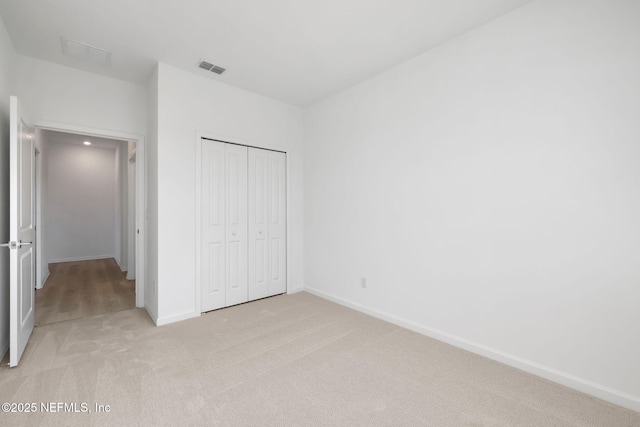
[303,286,640,413]
[144,304,159,326]
[114,256,126,272]
[155,310,200,327]
[36,270,49,290]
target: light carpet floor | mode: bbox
[0,292,638,426]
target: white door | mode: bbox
[224,144,248,306]
[267,150,286,296]
[248,148,270,300]
[201,141,284,312]
[201,140,226,311]
[248,148,287,300]
[201,140,248,311]
[6,96,35,367]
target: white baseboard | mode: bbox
[286,286,304,294]
[144,305,158,325]
[304,287,640,413]
[155,287,302,326]
[49,254,115,263]
[36,270,50,290]
[155,310,199,326]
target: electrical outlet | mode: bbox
[360,277,367,289]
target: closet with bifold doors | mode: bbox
[200,138,286,312]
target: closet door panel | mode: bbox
[201,140,286,313]
[225,144,248,307]
[201,140,226,311]
[268,151,287,296]
[248,148,269,301]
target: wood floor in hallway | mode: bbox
[35,258,135,326]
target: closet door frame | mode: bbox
[195,132,290,314]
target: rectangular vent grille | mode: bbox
[211,66,226,75]
[61,37,111,65]
[198,61,214,71]
[198,60,226,75]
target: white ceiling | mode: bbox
[0,0,532,106]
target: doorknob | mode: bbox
[232,231,237,236]
[0,241,31,249]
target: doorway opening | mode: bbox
[33,127,145,325]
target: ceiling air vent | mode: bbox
[198,60,214,71]
[61,37,111,65]
[211,65,225,75]
[198,60,225,75]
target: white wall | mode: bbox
[0,14,16,361]
[145,66,159,320]
[126,141,136,280]
[304,0,640,412]
[34,129,47,288]
[43,138,117,263]
[115,141,128,270]
[153,63,304,325]
[15,55,146,136]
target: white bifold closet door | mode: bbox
[248,148,286,301]
[201,140,248,311]
[201,139,286,313]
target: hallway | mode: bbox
[35,258,135,325]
